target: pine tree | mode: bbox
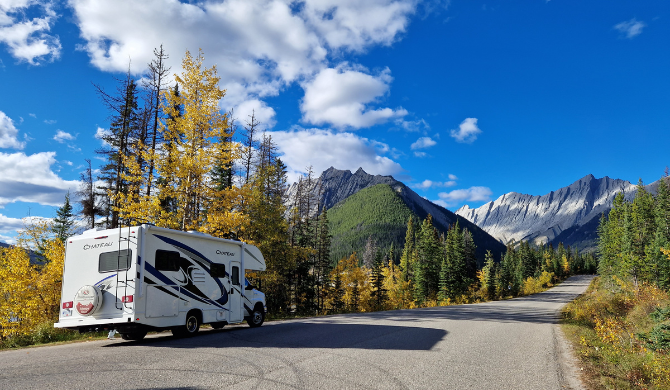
[76,159,103,230]
[483,250,496,300]
[315,208,332,313]
[52,192,76,243]
[462,229,478,286]
[399,216,415,281]
[370,249,387,310]
[95,70,141,228]
[143,45,171,198]
[331,269,345,313]
[241,110,261,185]
[415,216,441,301]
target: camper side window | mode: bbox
[99,249,132,273]
[232,266,240,286]
[210,263,226,278]
[155,250,180,272]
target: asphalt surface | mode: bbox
[0,275,593,390]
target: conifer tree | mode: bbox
[400,216,415,281]
[95,71,141,228]
[415,216,441,301]
[370,249,387,310]
[76,159,103,230]
[143,45,171,198]
[52,192,76,242]
[483,250,496,300]
[331,269,345,313]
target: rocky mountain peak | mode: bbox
[283,167,401,215]
[455,174,657,251]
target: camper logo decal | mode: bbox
[216,250,235,256]
[83,242,114,250]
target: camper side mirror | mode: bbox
[245,284,255,291]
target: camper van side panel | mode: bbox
[139,230,244,327]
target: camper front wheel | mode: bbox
[172,311,201,337]
[247,305,265,328]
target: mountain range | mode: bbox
[456,174,660,252]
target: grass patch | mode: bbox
[0,322,107,350]
[561,276,670,389]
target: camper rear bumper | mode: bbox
[55,314,135,329]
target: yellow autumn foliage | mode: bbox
[0,220,64,338]
[382,258,414,310]
[112,49,249,238]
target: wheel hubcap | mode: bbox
[253,312,262,324]
[186,316,197,332]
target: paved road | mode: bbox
[0,275,593,390]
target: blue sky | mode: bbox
[0,0,668,244]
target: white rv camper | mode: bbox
[54,225,267,340]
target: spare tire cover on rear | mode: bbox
[74,285,103,316]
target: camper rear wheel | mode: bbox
[247,304,265,328]
[120,331,147,341]
[172,310,201,337]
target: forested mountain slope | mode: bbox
[328,183,506,265]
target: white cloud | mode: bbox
[69,0,417,128]
[0,111,25,149]
[0,151,80,207]
[232,99,277,130]
[270,127,404,183]
[299,0,416,52]
[410,136,436,150]
[0,234,16,245]
[436,186,492,207]
[448,173,458,180]
[43,119,56,124]
[301,65,407,129]
[53,130,76,143]
[0,213,25,233]
[0,0,61,64]
[614,18,646,39]
[413,151,426,158]
[412,179,457,190]
[450,117,482,143]
[394,118,429,132]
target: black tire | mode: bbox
[211,322,226,330]
[172,311,201,337]
[120,331,147,341]
[247,306,265,328]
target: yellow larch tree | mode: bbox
[382,255,414,309]
[0,219,65,338]
[113,49,249,235]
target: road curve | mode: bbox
[0,275,593,390]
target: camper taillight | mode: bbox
[62,301,73,309]
[122,295,133,303]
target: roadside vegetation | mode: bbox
[562,176,670,389]
[562,276,670,389]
